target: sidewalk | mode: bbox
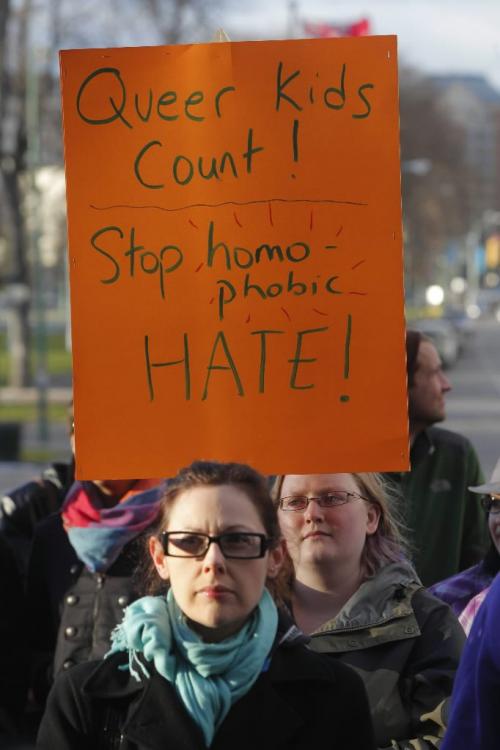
[0,461,46,494]
[0,388,72,492]
[0,386,72,404]
[22,417,71,454]
[0,421,72,493]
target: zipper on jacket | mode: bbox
[91,572,105,654]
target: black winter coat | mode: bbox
[26,513,143,702]
[38,642,376,750]
[0,460,74,578]
[0,534,26,737]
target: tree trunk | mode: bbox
[2,164,32,387]
[0,0,32,387]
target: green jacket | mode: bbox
[307,560,465,750]
[385,427,490,587]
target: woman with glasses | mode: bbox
[274,472,465,750]
[430,460,500,633]
[37,461,375,750]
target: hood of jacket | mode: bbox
[310,560,423,652]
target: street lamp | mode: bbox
[425,284,445,306]
[450,276,467,295]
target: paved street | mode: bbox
[0,421,71,494]
[444,319,500,478]
[0,461,50,495]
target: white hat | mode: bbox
[469,457,500,495]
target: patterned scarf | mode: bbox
[107,589,279,746]
[62,479,163,572]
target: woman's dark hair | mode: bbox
[484,539,500,575]
[140,460,281,596]
[406,330,433,388]
[406,330,423,388]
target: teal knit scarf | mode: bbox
[107,588,278,746]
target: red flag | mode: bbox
[303,17,371,38]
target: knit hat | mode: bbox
[406,330,423,387]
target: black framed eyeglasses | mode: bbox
[160,531,272,559]
[481,496,500,515]
[279,491,367,512]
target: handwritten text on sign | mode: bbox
[60,37,409,478]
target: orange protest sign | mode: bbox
[60,36,409,479]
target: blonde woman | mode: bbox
[274,471,465,749]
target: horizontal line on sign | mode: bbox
[90,197,368,212]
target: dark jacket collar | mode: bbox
[83,628,336,750]
[83,625,331,699]
[128,663,312,750]
[384,429,435,484]
[410,427,435,467]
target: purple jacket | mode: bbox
[442,572,500,750]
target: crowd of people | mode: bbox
[0,329,497,749]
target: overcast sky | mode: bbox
[220,0,500,90]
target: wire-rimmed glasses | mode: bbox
[279,491,367,512]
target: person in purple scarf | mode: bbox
[430,458,500,621]
[442,572,500,750]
